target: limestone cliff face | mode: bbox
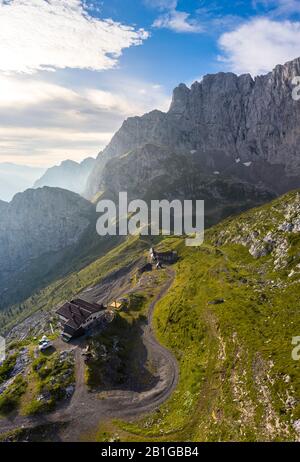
[85,57,300,199]
[101,143,274,227]
[0,200,8,214]
[0,187,94,274]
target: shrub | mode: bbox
[0,375,27,415]
[0,353,17,384]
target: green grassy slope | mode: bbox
[1,190,299,441]
[108,191,300,441]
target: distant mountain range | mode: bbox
[34,157,96,195]
[0,163,45,202]
[0,157,96,203]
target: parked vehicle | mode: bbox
[38,336,52,351]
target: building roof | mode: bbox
[56,298,105,330]
[109,301,123,310]
[150,248,177,259]
[62,324,82,337]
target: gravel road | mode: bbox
[0,268,179,441]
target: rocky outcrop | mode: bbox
[85,57,300,201]
[213,190,300,272]
[34,157,96,195]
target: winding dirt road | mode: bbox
[0,268,179,441]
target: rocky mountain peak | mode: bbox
[169,83,190,114]
[34,156,96,195]
[85,56,300,202]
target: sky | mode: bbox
[0,0,300,167]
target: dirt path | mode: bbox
[0,268,179,441]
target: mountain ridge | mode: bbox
[85,57,300,206]
[34,157,96,195]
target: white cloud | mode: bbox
[145,0,178,10]
[0,74,170,116]
[147,0,202,33]
[275,0,300,14]
[153,9,203,33]
[0,0,148,74]
[0,126,114,166]
[254,0,300,16]
[0,127,113,142]
[0,73,170,166]
[84,89,140,115]
[218,18,300,75]
[0,75,77,106]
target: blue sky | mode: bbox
[0,0,300,166]
[96,0,252,89]
[83,0,300,90]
